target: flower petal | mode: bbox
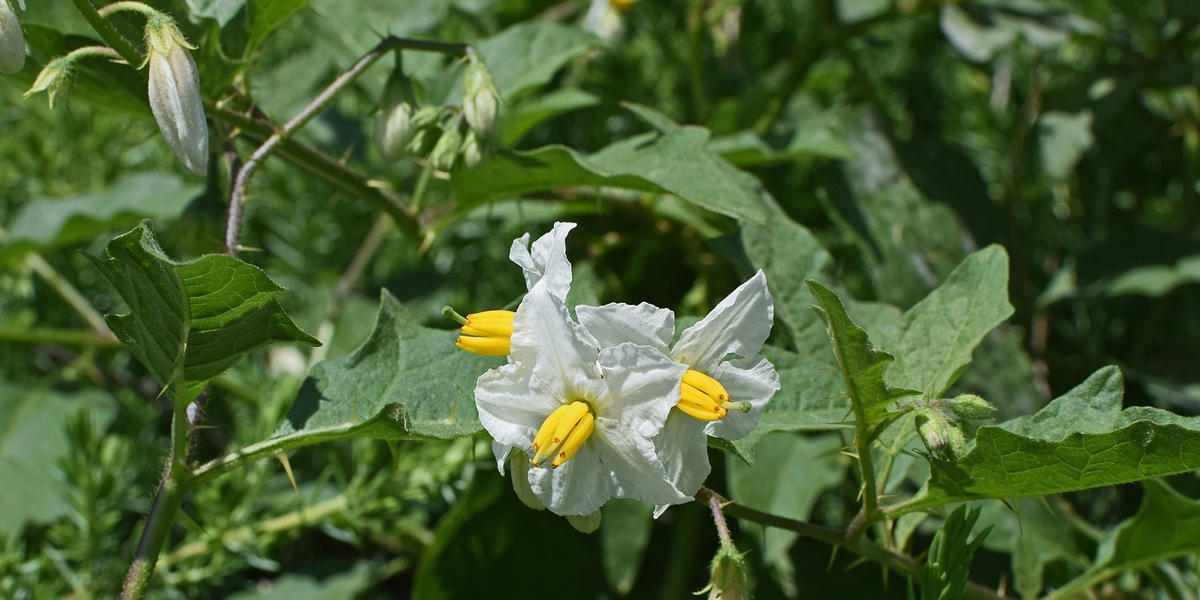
[653,411,711,510]
[596,342,687,439]
[509,221,576,300]
[576,302,674,353]
[703,355,781,440]
[527,444,613,515]
[510,283,600,400]
[593,419,692,507]
[673,270,774,371]
[475,362,558,450]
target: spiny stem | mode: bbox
[707,494,732,545]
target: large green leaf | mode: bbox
[447,106,768,226]
[0,384,116,537]
[806,280,918,430]
[878,246,1013,399]
[903,367,1200,511]
[475,23,602,100]
[248,0,313,52]
[273,290,499,442]
[0,173,200,263]
[90,222,318,389]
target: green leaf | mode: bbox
[501,88,600,147]
[806,280,918,431]
[0,384,116,537]
[709,129,853,167]
[906,367,1200,510]
[727,432,845,593]
[1104,254,1200,298]
[1075,480,1200,590]
[975,498,1082,598]
[273,290,499,442]
[0,172,201,263]
[741,203,833,350]
[185,0,246,25]
[729,345,851,461]
[91,222,318,389]
[475,23,603,100]
[227,562,374,600]
[248,0,313,52]
[448,107,768,226]
[878,246,1013,399]
[599,499,653,595]
[919,505,991,600]
[1039,110,1094,180]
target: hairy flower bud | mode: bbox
[698,541,750,600]
[375,67,418,160]
[26,56,72,108]
[146,17,208,175]
[947,393,997,421]
[0,0,25,74]
[916,408,967,461]
[429,124,463,172]
[462,55,499,137]
[460,130,485,168]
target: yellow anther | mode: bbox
[455,335,511,356]
[552,412,594,468]
[677,383,727,421]
[455,310,515,356]
[683,369,730,402]
[610,0,636,11]
[532,401,593,467]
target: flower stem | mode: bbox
[707,493,733,545]
[70,0,143,66]
[695,488,1005,600]
[96,1,160,19]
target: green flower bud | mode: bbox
[697,541,750,600]
[0,0,25,75]
[565,510,602,533]
[916,409,966,461]
[429,125,463,172]
[145,16,208,175]
[460,130,485,168]
[947,394,997,421]
[462,55,499,137]
[375,67,418,160]
[25,55,72,108]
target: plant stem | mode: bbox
[696,488,1005,600]
[707,493,733,545]
[96,1,161,19]
[0,328,121,347]
[121,379,193,600]
[226,36,468,244]
[186,424,373,491]
[25,253,115,340]
[71,0,144,66]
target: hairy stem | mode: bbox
[226,36,469,243]
[696,488,1004,600]
[71,0,143,66]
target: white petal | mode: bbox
[703,355,781,440]
[510,283,600,399]
[527,444,613,515]
[594,420,692,507]
[576,302,674,353]
[673,270,774,371]
[509,221,576,300]
[654,410,712,499]
[492,439,513,474]
[475,362,558,450]
[596,342,686,439]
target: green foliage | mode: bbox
[917,505,991,600]
[90,222,319,390]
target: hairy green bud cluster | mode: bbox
[26,56,72,108]
[916,408,967,461]
[375,66,419,160]
[698,541,750,600]
[462,54,500,137]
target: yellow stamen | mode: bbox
[610,0,635,11]
[676,369,733,422]
[683,369,729,402]
[552,412,594,468]
[455,309,515,356]
[531,401,594,467]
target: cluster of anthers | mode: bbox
[447,222,780,519]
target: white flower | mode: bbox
[0,0,25,75]
[146,20,208,175]
[474,279,691,516]
[455,222,576,356]
[575,270,781,507]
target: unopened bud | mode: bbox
[947,394,997,421]
[0,0,25,74]
[460,130,485,168]
[429,125,463,171]
[375,67,418,160]
[916,409,966,461]
[697,541,750,600]
[145,16,208,175]
[462,55,499,137]
[26,56,72,108]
